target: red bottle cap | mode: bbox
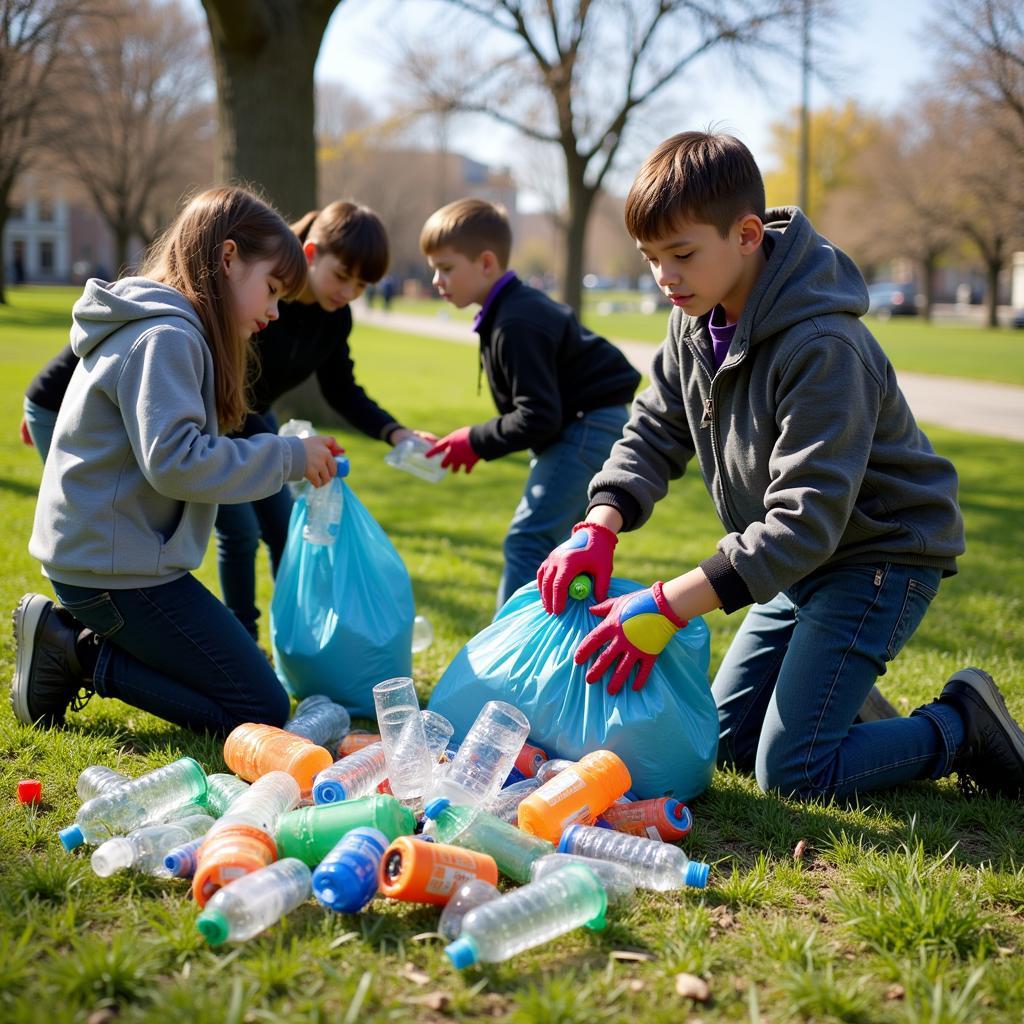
[17,780,42,805]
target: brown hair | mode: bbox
[291,200,389,283]
[140,186,306,433]
[624,131,766,241]
[419,198,512,268]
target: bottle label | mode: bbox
[537,770,584,806]
[427,865,478,896]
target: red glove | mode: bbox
[537,521,618,614]
[426,427,481,474]
[19,418,33,447]
[574,582,688,695]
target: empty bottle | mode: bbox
[514,743,548,778]
[487,777,542,824]
[601,797,693,842]
[529,852,635,905]
[276,794,416,866]
[312,827,389,913]
[196,858,312,946]
[204,773,250,817]
[91,813,215,878]
[411,614,434,654]
[223,722,334,795]
[535,758,575,784]
[518,750,631,843]
[430,701,530,810]
[423,799,553,883]
[384,435,446,482]
[164,837,204,878]
[279,419,315,496]
[558,824,709,890]
[338,731,381,756]
[313,710,453,804]
[438,878,501,941]
[303,456,349,545]
[377,836,498,905]
[76,765,130,801]
[59,756,208,851]
[284,698,351,750]
[445,864,607,968]
[373,676,434,807]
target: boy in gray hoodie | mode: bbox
[537,131,1024,802]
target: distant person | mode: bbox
[379,274,396,311]
[13,254,25,285]
[420,198,641,610]
[19,199,433,640]
[11,186,341,735]
[536,130,1024,801]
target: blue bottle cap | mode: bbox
[685,860,710,889]
[445,935,479,969]
[313,779,345,804]
[163,849,189,877]
[58,824,84,852]
[335,455,350,478]
[423,797,450,820]
[556,824,581,854]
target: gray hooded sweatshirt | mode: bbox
[589,208,965,613]
[30,278,307,589]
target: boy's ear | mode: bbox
[479,249,500,275]
[737,215,764,254]
[303,241,318,265]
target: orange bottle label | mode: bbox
[377,836,498,905]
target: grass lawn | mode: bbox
[0,286,1022,1023]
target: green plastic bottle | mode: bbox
[422,799,554,882]
[275,794,416,866]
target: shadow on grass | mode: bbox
[0,475,43,498]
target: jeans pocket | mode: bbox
[886,575,939,661]
[57,591,125,640]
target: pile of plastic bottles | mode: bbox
[58,679,710,967]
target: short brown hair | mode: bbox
[625,131,766,241]
[419,198,512,268]
[291,201,389,283]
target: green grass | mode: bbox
[0,286,1022,1022]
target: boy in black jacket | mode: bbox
[421,198,641,609]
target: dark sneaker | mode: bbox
[937,668,1024,799]
[10,594,91,728]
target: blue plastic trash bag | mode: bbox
[271,481,414,718]
[428,577,717,800]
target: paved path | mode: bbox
[360,308,1024,443]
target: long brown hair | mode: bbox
[140,186,307,432]
[291,200,389,283]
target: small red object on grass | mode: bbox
[17,779,42,805]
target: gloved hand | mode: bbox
[574,582,688,695]
[426,426,481,474]
[537,521,618,614]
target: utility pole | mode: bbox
[798,0,811,213]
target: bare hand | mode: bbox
[302,435,341,486]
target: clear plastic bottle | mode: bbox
[312,710,453,804]
[59,756,208,851]
[438,878,501,941]
[373,676,434,806]
[76,765,130,801]
[529,852,635,905]
[487,777,542,824]
[196,858,312,946]
[164,836,205,878]
[278,419,315,497]
[430,701,530,809]
[535,758,575,784]
[557,823,709,890]
[422,799,553,883]
[91,813,215,877]
[284,699,351,750]
[303,456,350,545]
[204,773,250,817]
[411,614,433,654]
[213,771,301,835]
[384,435,446,483]
[445,864,607,968]
[311,826,389,913]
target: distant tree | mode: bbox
[400,0,813,313]
[56,0,214,273]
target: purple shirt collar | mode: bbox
[708,304,737,372]
[472,270,518,332]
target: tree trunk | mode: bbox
[0,203,8,305]
[562,171,597,316]
[920,251,937,323]
[201,2,340,220]
[114,225,131,279]
[985,257,1001,328]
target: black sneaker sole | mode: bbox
[10,593,53,726]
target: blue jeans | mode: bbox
[712,562,965,800]
[23,396,58,461]
[497,405,630,611]
[52,575,290,735]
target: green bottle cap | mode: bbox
[568,575,592,601]
[196,907,229,946]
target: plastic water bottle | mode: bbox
[76,765,130,801]
[430,701,530,809]
[204,773,250,817]
[164,836,205,878]
[213,771,301,835]
[438,878,501,941]
[535,758,575,784]
[377,836,498,905]
[373,676,435,807]
[196,858,312,946]
[284,699,351,750]
[312,827,389,913]
[91,813,215,877]
[529,852,635,905]
[278,419,315,497]
[601,797,693,842]
[422,799,553,883]
[59,756,208,851]
[445,864,607,968]
[487,777,542,824]
[303,456,349,545]
[338,731,380,756]
[223,722,334,794]
[313,710,453,804]
[514,743,548,778]
[557,823,709,890]
[384,435,446,482]
[411,614,433,654]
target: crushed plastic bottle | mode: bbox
[411,614,434,654]
[445,863,607,968]
[438,878,501,941]
[75,765,130,801]
[196,858,312,946]
[91,813,215,877]
[373,676,435,807]
[303,455,350,545]
[486,777,542,824]
[384,435,446,482]
[529,852,635,905]
[311,826,389,913]
[59,757,208,851]
[284,698,351,751]
[557,823,709,890]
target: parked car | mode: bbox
[866,281,918,319]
